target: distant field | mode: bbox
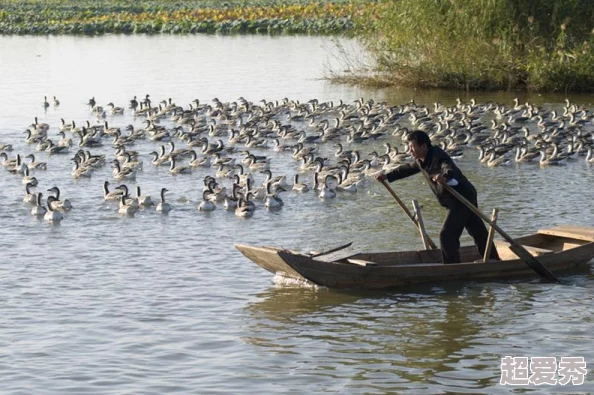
[0,0,368,35]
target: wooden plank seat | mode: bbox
[494,240,553,258]
[537,225,594,242]
[346,259,377,267]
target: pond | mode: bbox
[0,34,592,394]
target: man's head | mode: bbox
[406,130,432,161]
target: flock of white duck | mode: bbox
[1,94,593,222]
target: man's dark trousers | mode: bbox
[440,192,501,264]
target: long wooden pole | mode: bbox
[442,184,560,283]
[380,180,438,249]
[483,208,499,262]
[412,199,431,250]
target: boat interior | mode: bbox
[326,225,594,267]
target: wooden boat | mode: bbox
[235,225,594,289]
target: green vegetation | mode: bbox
[351,0,594,92]
[0,0,359,35]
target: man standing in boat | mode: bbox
[376,130,500,264]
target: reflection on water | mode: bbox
[245,279,594,393]
[0,34,593,394]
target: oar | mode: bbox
[380,180,438,249]
[310,242,353,258]
[442,184,560,283]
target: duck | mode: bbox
[190,150,212,167]
[245,178,266,200]
[235,197,255,218]
[103,180,123,201]
[35,138,51,152]
[61,120,78,135]
[213,163,233,179]
[539,150,566,166]
[129,96,139,109]
[319,175,337,199]
[169,157,192,175]
[261,169,287,189]
[264,182,285,209]
[112,160,137,180]
[211,152,236,168]
[23,130,41,144]
[586,147,594,164]
[7,154,27,175]
[103,121,121,136]
[118,194,138,216]
[168,140,192,159]
[223,184,240,210]
[0,152,17,168]
[292,174,310,192]
[83,150,106,168]
[107,102,125,115]
[71,158,93,178]
[204,180,227,202]
[156,188,172,213]
[514,146,538,163]
[33,116,49,132]
[272,138,292,152]
[233,164,253,186]
[21,168,38,185]
[198,190,217,211]
[112,131,135,147]
[486,151,510,168]
[47,186,73,211]
[121,152,143,171]
[44,196,64,222]
[24,154,47,170]
[76,129,103,147]
[45,139,69,155]
[246,154,270,171]
[114,185,139,209]
[23,182,37,204]
[335,172,358,192]
[136,186,153,207]
[149,150,169,167]
[31,192,47,216]
[57,131,72,147]
[0,143,13,151]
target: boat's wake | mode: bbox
[272,273,320,289]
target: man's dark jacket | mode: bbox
[385,145,476,208]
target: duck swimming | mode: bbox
[47,186,73,211]
[103,180,123,201]
[31,192,47,216]
[292,174,310,193]
[136,186,153,207]
[24,154,47,170]
[319,175,337,199]
[198,190,216,211]
[156,188,172,213]
[235,197,255,218]
[23,182,37,204]
[118,194,138,216]
[44,196,64,222]
[264,182,285,209]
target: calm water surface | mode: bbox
[0,35,593,394]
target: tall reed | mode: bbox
[353,0,594,92]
